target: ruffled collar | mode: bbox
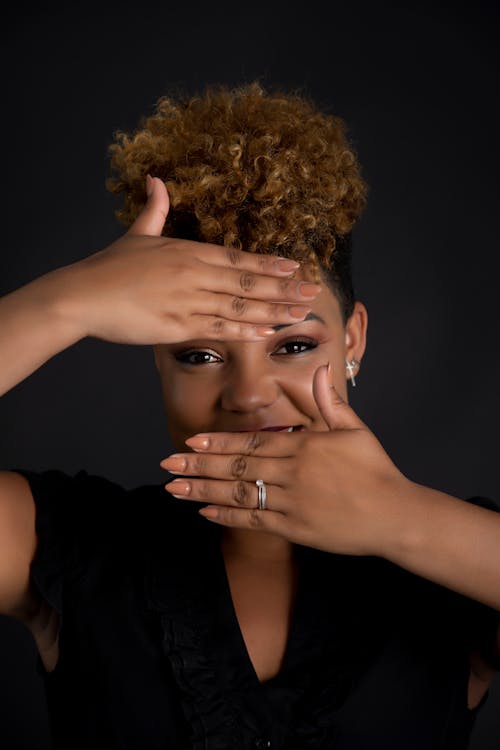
[144,499,383,749]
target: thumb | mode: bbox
[312,363,365,431]
[127,175,170,237]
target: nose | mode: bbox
[220,359,280,413]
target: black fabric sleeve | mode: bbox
[11,468,128,618]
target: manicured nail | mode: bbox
[274,258,300,273]
[254,326,276,337]
[165,480,191,495]
[161,455,187,472]
[288,305,311,319]
[327,362,334,387]
[297,282,322,298]
[185,435,210,450]
[146,174,154,197]
[199,507,219,520]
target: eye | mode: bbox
[274,337,318,355]
[175,350,221,366]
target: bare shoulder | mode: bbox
[0,471,61,671]
[0,470,39,619]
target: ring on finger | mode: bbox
[255,479,267,510]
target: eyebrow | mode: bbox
[272,312,327,332]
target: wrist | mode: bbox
[38,262,91,342]
[368,475,426,561]
[377,479,451,565]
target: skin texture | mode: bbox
[154,270,368,559]
[1,155,496,702]
[155,299,500,698]
[154,277,369,681]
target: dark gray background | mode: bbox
[1,2,499,748]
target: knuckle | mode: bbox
[245,432,265,453]
[231,296,248,316]
[239,271,256,292]
[229,455,248,478]
[266,301,282,320]
[210,317,225,336]
[249,508,263,528]
[232,480,250,506]
[199,480,211,498]
[192,455,207,474]
[278,277,294,295]
[219,435,232,452]
[225,246,242,267]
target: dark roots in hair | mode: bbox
[106,81,368,322]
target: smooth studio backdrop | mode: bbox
[1,3,499,748]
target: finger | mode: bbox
[192,291,314,327]
[160,452,292,487]
[312,363,365,431]
[187,314,309,341]
[198,504,289,534]
[164,477,288,512]
[127,176,170,236]
[191,243,303,278]
[196,261,322,304]
[182,430,302,457]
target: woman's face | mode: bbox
[153,272,368,452]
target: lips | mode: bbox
[263,426,297,432]
[233,425,303,432]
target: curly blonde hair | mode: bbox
[106,81,368,320]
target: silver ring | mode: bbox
[255,479,267,510]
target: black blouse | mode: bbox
[12,468,500,750]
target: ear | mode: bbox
[344,301,368,382]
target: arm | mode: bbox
[0,265,84,397]
[0,265,84,617]
[0,471,38,619]
[0,179,314,619]
[161,366,500,667]
[387,482,500,671]
[386,482,500,612]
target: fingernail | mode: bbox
[161,456,187,472]
[146,174,154,197]
[288,305,311,319]
[298,282,322,298]
[327,362,334,387]
[254,326,276,336]
[199,507,219,520]
[185,435,210,450]
[275,258,301,272]
[165,480,191,495]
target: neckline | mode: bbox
[220,543,297,688]
[213,533,325,692]
[145,504,359,742]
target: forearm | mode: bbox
[0,266,84,396]
[385,481,500,611]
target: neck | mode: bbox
[221,527,294,563]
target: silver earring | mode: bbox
[346,358,360,387]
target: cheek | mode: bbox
[159,371,215,429]
[282,346,347,405]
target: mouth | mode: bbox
[235,425,304,432]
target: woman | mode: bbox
[0,82,499,749]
